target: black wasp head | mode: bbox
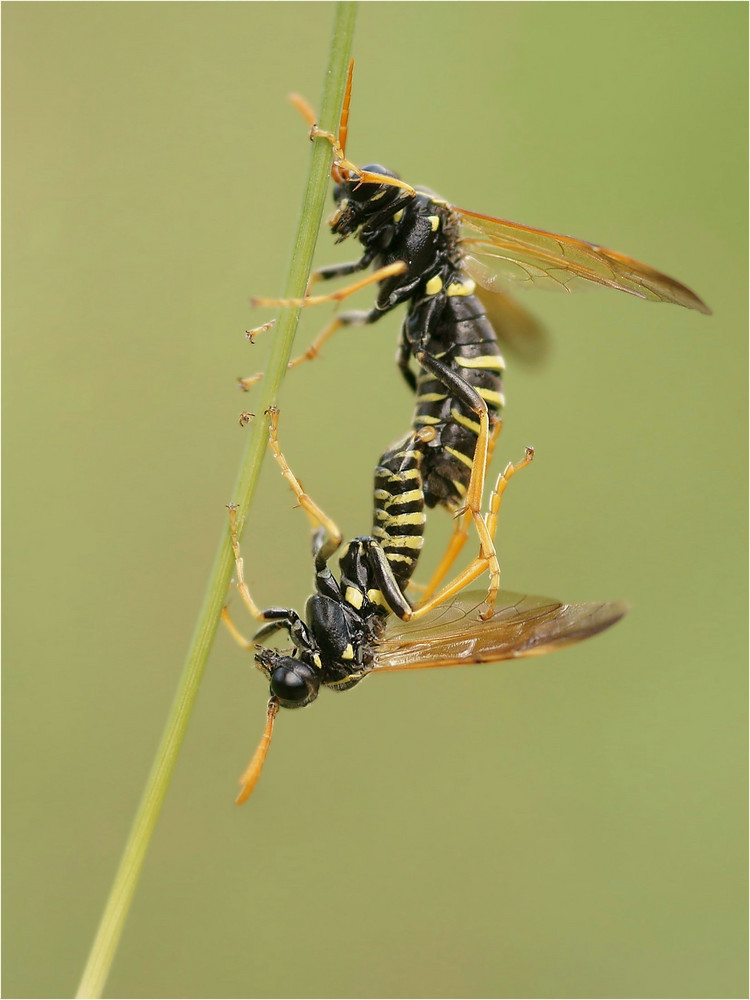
[330,164,405,240]
[255,648,320,709]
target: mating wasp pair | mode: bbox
[225,62,709,802]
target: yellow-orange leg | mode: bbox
[408,446,534,622]
[227,408,342,621]
[241,262,408,390]
[235,697,279,805]
[418,418,505,603]
[227,504,267,623]
[484,447,535,548]
[221,606,254,649]
[265,406,343,550]
[239,314,349,392]
[251,260,407,310]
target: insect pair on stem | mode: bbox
[225,60,708,803]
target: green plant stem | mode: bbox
[75,6,357,997]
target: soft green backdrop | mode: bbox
[3,4,747,998]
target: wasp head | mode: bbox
[330,164,406,240]
[255,647,321,709]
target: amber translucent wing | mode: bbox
[457,207,711,314]
[473,283,549,364]
[371,590,628,672]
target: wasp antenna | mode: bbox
[288,92,317,127]
[235,697,279,805]
[338,58,354,159]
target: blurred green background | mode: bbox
[3,4,747,998]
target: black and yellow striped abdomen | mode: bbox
[407,291,505,510]
[371,432,426,591]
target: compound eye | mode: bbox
[269,660,319,709]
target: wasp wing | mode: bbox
[371,590,628,673]
[457,207,711,314]
[473,283,549,365]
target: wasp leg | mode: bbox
[265,406,343,565]
[418,418,505,603]
[407,446,533,621]
[221,606,254,649]
[250,261,407,310]
[226,504,268,623]
[240,311,369,391]
[412,348,499,593]
[226,407,344,618]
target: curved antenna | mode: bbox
[235,697,279,805]
[337,58,354,161]
[288,59,354,184]
[287,62,415,197]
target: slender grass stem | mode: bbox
[75,6,357,996]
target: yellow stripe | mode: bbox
[477,387,505,407]
[446,445,474,470]
[425,275,443,295]
[415,392,447,403]
[450,407,481,435]
[341,643,354,661]
[393,448,423,462]
[455,354,505,371]
[387,489,424,505]
[382,511,425,526]
[414,414,441,425]
[384,467,422,482]
[384,535,424,549]
[428,215,440,231]
[451,479,467,496]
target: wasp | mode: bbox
[245,62,710,616]
[223,409,626,804]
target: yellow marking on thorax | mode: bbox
[446,278,476,297]
[393,209,404,223]
[425,275,443,295]
[344,586,364,610]
[341,643,355,661]
[312,652,322,669]
[428,215,440,232]
[367,589,390,609]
